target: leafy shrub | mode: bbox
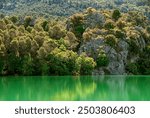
[0,20,6,30]
[9,16,18,24]
[49,25,66,40]
[64,31,79,50]
[70,13,85,38]
[115,29,125,39]
[96,49,109,67]
[105,34,118,47]
[116,20,126,29]
[112,9,121,21]
[47,47,79,75]
[0,7,149,75]
[126,62,139,74]
[24,16,33,28]
[104,19,115,29]
[76,53,96,75]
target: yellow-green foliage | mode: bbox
[86,7,97,14]
[64,31,79,50]
[0,13,97,76]
[116,19,126,29]
[75,53,96,75]
[96,47,109,67]
[82,29,96,41]
[34,35,45,47]
[70,13,84,26]
[42,39,58,52]
[10,39,19,53]
[0,7,149,75]
[0,42,6,57]
[104,19,115,29]
[47,47,78,75]
[105,34,118,47]
[9,16,18,23]
[26,26,33,33]
[49,25,66,40]
[70,13,85,38]
[127,11,146,26]
[0,20,6,30]
[37,47,47,59]
[34,24,44,32]
[83,31,93,42]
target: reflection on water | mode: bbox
[0,76,150,101]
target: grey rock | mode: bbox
[84,10,105,28]
[104,41,128,75]
[79,37,129,75]
[78,37,105,59]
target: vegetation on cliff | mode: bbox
[0,1,150,75]
[0,0,150,20]
[0,14,97,75]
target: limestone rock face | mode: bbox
[79,38,105,59]
[66,8,105,33]
[79,32,148,75]
[105,40,128,75]
[79,38,129,75]
[83,8,105,28]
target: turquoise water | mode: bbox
[0,76,150,101]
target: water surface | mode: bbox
[0,76,150,101]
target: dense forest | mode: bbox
[0,0,150,75]
[0,0,150,19]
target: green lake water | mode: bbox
[0,76,150,101]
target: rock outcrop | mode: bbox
[67,8,150,75]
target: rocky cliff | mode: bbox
[67,8,150,75]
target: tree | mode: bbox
[112,9,121,21]
[47,47,79,75]
[76,53,96,75]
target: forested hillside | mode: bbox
[0,0,150,75]
[0,7,150,75]
[0,0,150,19]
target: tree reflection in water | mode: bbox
[0,76,150,101]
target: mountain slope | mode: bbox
[0,0,149,19]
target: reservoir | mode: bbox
[0,76,150,101]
